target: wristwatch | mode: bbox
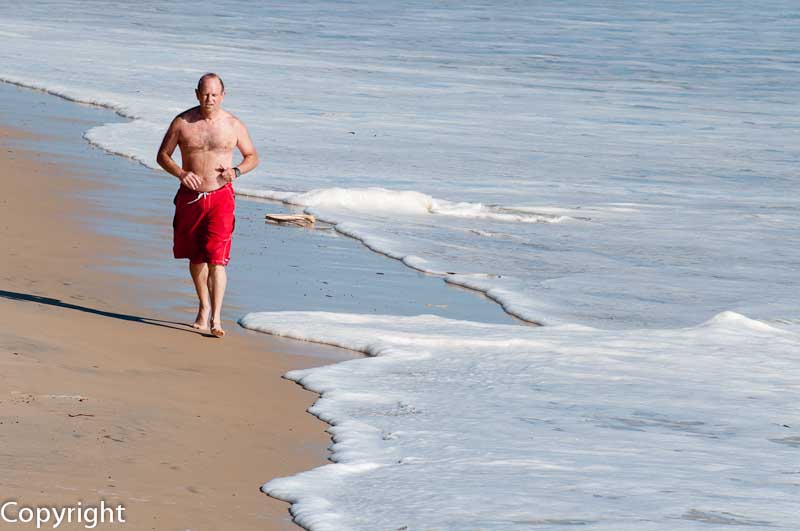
[233,167,241,179]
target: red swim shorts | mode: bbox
[172,183,236,266]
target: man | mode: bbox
[156,73,259,337]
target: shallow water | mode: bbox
[0,82,513,325]
[2,1,798,327]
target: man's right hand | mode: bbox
[179,170,202,190]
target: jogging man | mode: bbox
[156,73,259,337]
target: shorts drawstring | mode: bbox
[181,183,232,205]
[186,191,210,205]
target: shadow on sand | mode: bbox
[0,289,209,336]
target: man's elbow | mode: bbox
[248,152,260,170]
[156,151,173,171]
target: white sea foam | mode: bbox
[241,310,800,531]
[238,186,567,222]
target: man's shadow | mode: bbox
[0,289,208,335]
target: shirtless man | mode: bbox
[156,73,259,337]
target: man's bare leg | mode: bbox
[189,262,211,330]
[208,264,228,337]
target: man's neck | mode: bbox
[199,108,221,121]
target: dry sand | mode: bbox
[0,122,351,530]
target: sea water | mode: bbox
[2,1,798,529]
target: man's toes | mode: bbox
[210,320,225,338]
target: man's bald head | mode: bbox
[197,73,225,93]
[195,73,226,116]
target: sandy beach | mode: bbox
[0,93,353,530]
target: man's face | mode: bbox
[195,78,224,113]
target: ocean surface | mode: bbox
[2,1,798,529]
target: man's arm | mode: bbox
[156,117,202,190]
[217,119,260,183]
[234,120,260,175]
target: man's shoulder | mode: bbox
[224,111,247,129]
[174,106,201,123]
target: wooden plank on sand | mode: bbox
[265,213,316,227]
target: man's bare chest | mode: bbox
[181,122,236,152]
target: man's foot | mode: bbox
[192,309,210,331]
[191,321,209,331]
[210,319,225,338]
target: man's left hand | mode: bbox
[216,166,236,183]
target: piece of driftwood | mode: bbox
[265,213,316,227]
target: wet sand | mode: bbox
[0,104,352,529]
